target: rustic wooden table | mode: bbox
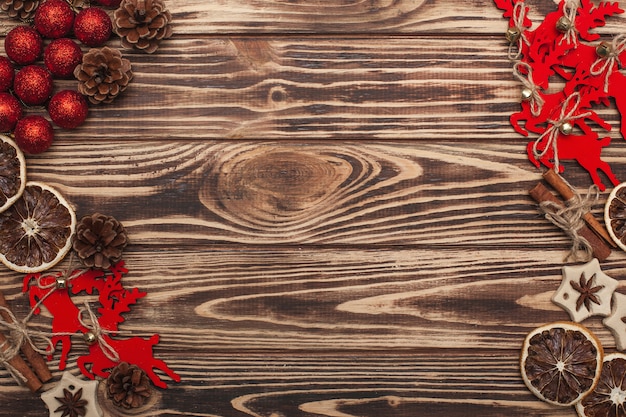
[1,0,626,415]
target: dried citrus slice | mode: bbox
[0,134,26,214]
[577,353,626,417]
[0,181,76,273]
[605,183,626,251]
[520,322,603,407]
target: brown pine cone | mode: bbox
[73,213,128,269]
[74,46,133,104]
[113,0,172,54]
[106,362,152,409]
[1,0,39,20]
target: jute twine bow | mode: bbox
[0,339,26,384]
[539,181,599,262]
[513,62,544,116]
[79,302,121,363]
[560,0,580,46]
[590,34,626,92]
[532,92,591,173]
[508,1,530,60]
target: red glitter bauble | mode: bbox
[44,38,83,78]
[73,7,112,47]
[14,115,54,154]
[48,90,88,129]
[93,0,121,6]
[0,57,15,92]
[34,0,75,39]
[4,26,43,65]
[0,92,22,132]
[14,65,54,106]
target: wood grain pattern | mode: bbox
[169,0,625,35]
[46,36,524,141]
[23,140,622,248]
[2,0,626,416]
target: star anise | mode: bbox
[54,388,88,417]
[570,273,604,312]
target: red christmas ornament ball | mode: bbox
[92,0,121,6]
[44,38,83,78]
[14,65,53,106]
[48,90,88,129]
[0,57,15,92]
[14,115,54,154]
[34,0,75,39]
[4,26,43,65]
[0,92,22,132]
[73,7,112,47]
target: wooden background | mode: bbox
[2,0,626,415]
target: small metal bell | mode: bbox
[521,88,533,101]
[556,16,572,33]
[596,41,612,58]
[83,332,97,345]
[55,277,67,289]
[506,27,521,44]
[559,121,574,135]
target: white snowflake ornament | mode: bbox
[603,292,626,351]
[41,371,102,417]
[552,258,619,322]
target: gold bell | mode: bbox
[55,277,67,289]
[596,41,612,58]
[505,27,521,44]
[83,332,97,345]
[556,16,572,33]
[559,121,574,135]
[521,88,533,101]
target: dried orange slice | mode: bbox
[521,322,603,407]
[577,352,626,417]
[0,134,26,214]
[0,181,76,273]
[605,183,626,251]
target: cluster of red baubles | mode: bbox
[0,0,119,154]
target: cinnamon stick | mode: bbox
[529,182,611,261]
[542,169,617,248]
[0,291,52,383]
[0,331,42,392]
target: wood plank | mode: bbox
[1,36,524,141]
[0,351,574,417]
[19,35,622,141]
[0,248,620,354]
[168,0,625,36]
[6,35,624,142]
[23,140,624,248]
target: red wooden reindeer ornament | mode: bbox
[23,261,180,388]
[495,0,626,189]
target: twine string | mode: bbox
[532,92,591,172]
[513,62,544,116]
[0,339,27,384]
[508,1,530,60]
[0,306,54,356]
[590,34,626,92]
[79,302,120,363]
[560,0,580,46]
[539,182,599,262]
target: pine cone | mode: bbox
[1,0,39,20]
[113,0,172,54]
[106,362,152,409]
[74,46,133,104]
[73,213,128,269]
